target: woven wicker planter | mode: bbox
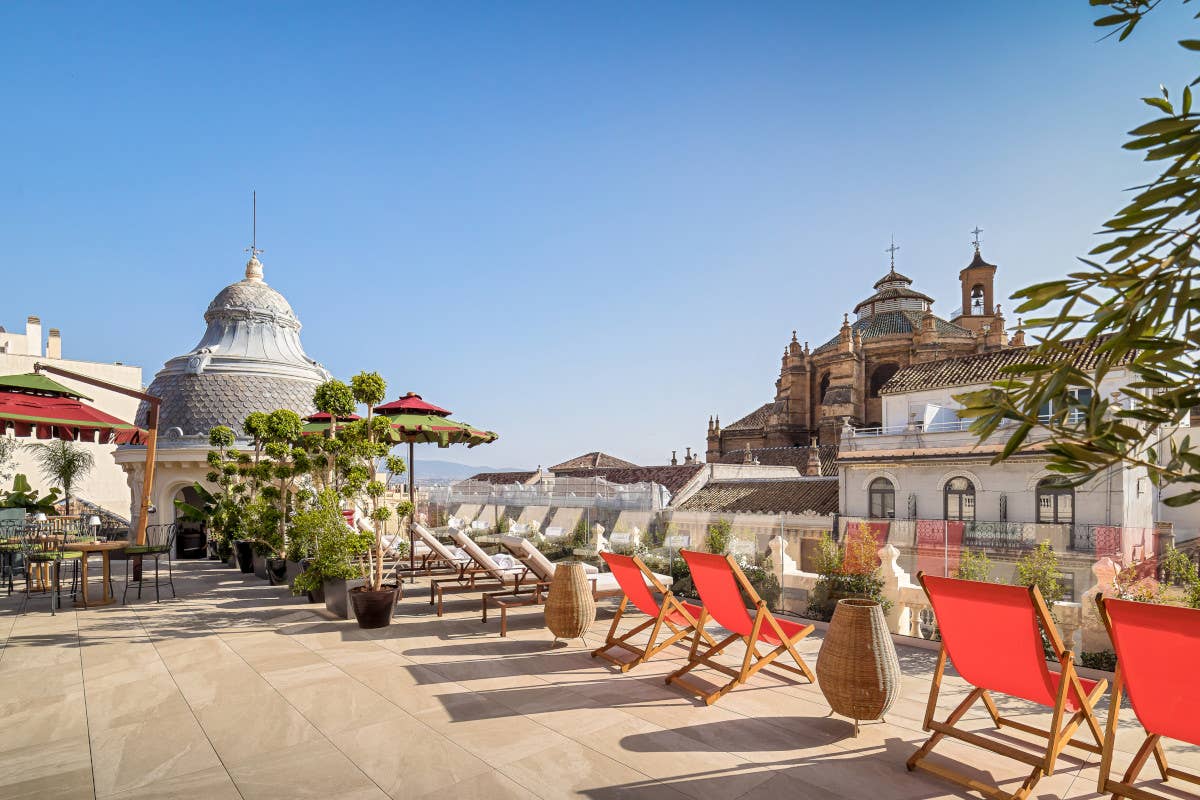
[816,598,901,736]
[544,561,596,640]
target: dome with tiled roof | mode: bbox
[135,254,330,437]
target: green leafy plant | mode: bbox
[1013,541,1064,606]
[291,489,373,595]
[805,529,893,622]
[956,3,1200,502]
[0,473,62,512]
[1081,650,1118,672]
[570,517,590,548]
[24,440,93,515]
[955,549,994,583]
[704,518,731,555]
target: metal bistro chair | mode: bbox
[17,524,83,614]
[0,520,26,596]
[123,523,177,603]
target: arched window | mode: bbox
[869,363,900,398]
[1036,478,1074,524]
[818,373,830,404]
[869,477,895,519]
[944,476,975,521]
[970,284,986,314]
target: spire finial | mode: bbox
[244,190,264,281]
[971,226,983,253]
[886,235,900,271]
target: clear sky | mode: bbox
[2,2,1196,470]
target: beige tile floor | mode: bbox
[0,559,1195,800]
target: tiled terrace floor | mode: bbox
[1,559,1196,800]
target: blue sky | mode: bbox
[2,2,1196,470]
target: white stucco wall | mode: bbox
[1,348,143,517]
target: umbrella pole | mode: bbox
[407,440,415,583]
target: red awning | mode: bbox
[0,390,145,444]
[375,392,452,417]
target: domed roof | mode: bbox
[135,254,330,437]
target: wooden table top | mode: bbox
[72,541,128,553]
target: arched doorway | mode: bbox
[173,485,208,559]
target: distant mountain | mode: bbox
[408,459,528,484]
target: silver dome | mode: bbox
[136,254,331,436]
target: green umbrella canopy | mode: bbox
[301,411,497,448]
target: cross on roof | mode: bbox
[886,236,899,270]
[971,226,983,252]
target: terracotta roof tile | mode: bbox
[678,478,838,515]
[715,445,839,477]
[723,402,780,431]
[880,335,1126,395]
[559,464,705,496]
[550,451,640,471]
[466,471,538,484]
[813,311,972,354]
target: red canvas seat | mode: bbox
[665,550,814,705]
[906,574,1108,800]
[1096,597,1200,799]
[591,552,715,672]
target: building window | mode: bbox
[944,476,975,521]
[868,363,900,399]
[1036,478,1074,524]
[818,373,830,404]
[869,477,895,519]
[1038,388,1093,424]
[970,284,985,314]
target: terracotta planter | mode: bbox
[350,585,400,629]
[544,561,596,640]
[816,598,902,736]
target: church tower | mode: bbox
[952,228,1002,335]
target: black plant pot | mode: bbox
[266,557,288,586]
[307,583,326,604]
[206,539,220,560]
[350,585,400,629]
[234,540,255,573]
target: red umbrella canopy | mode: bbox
[0,374,144,444]
[304,412,363,423]
[374,392,452,417]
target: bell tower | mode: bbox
[952,227,1000,334]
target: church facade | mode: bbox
[707,243,1019,460]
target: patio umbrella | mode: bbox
[305,392,498,576]
[14,366,162,548]
[0,374,145,444]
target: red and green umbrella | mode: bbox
[0,374,145,444]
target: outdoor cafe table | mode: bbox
[74,540,127,608]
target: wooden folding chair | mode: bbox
[907,573,1108,800]
[591,552,717,671]
[1096,596,1200,800]
[665,549,815,705]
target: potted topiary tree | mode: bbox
[291,489,371,606]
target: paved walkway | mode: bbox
[0,559,1193,799]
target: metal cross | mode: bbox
[971,226,983,252]
[244,190,264,259]
[886,236,899,270]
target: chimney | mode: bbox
[670,450,678,466]
[25,316,42,357]
[684,446,693,464]
[46,328,61,359]
[805,443,822,477]
[743,443,753,465]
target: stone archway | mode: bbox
[172,484,208,559]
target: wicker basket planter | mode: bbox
[544,561,596,640]
[816,598,901,736]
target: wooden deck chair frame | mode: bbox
[591,553,717,672]
[906,572,1108,800]
[1095,596,1200,800]
[666,550,815,705]
[480,536,555,636]
[429,530,540,616]
[397,523,470,580]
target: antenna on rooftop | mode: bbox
[245,190,263,261]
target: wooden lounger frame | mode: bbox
[591,554,716,672]
[666,552,815,705]
[1095,596,1200,800]
[906,573,1108,800]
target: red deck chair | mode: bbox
[665,550,815,705]
[1096,597,1200,799]
[907,574,1108,800]
[591,552,716,672]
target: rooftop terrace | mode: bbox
[2,560,1193,800]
